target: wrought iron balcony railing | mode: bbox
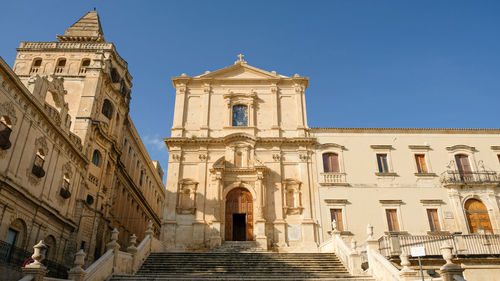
[441,170,500,185]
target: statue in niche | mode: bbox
[176,179,198,214]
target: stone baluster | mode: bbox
[365,224,379,277]
[68,249,87,281]
[127,234,138,274]
[440,243,465,281]
[348,238,362,275]
[22,240,48,281]
[145,220,153,236]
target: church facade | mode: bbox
[163,56,500,253]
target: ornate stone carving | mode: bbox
[171,153,181,162]
[199,154,207,161]
[62,162,73,178]
[35,136,49,153]
[0,102,18,125]
[272,153,281,162]
[299,153,309,162]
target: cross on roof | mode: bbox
[237,54,244,61]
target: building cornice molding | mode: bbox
[311,127,500,134]
[164,136,316,147]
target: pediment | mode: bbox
[195,62,287,80]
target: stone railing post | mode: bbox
[399,252,418,281]
[440,243,464,281]
[127,234,137,273]
[389,232,402,256]
[106,228,120,273]
[348,239,363,275]
[145,220,153,251]
[22,240,48,281]
[68,249,86,281]
[365,224,379,276]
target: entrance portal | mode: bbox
[225,188,253,241]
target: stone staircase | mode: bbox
[111,242,374,280]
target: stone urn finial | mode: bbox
[441,242,454,265]
[145,220,153,236]
[106,228,120,251]
[127,234,138,254]
[367,224,374,240]
[26,240,48,268]
[350,239,358,254]
[399,252,412,272]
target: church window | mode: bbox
[330,209,344,231]
[55,58,66,74]
[323,153,340,173]
[426,209,441,232]
[32,149,46,178]
[376,154,389,173]
[79,58,91,74]
[385,209,400,232]
[140,171,144,186]
[232,105,248,127]
[0,116,12,150]
[102,99,114,119]
[92,150,101,167]
[415,154,428,173]
[30,58,42,74]
[110,68,120,83]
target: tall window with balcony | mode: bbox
[79,59,91,74]
[59,174,71,199]
[92,150,101,167]
[455,154,472,181]
[30,58,42,74]
[323,153,340,173]
[232,105,248,127]
[55,58,66,74]
[385,209,400,232]
[415,154,428,173]
[32,149,46,178]
[377,154,389,173]
[0,116,12,150]
[426,209,441,232]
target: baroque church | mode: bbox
[1,10,500,281]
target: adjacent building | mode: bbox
[0,11,166,278]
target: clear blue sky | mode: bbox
[1,1,499,180]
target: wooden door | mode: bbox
[465,199,494,234]
[225,188,253,241]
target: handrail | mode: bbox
[366,247,400,281]
[84,249,113,281]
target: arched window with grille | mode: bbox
[30,58,42,74]
[79,58,91,74]
[55,58,66,74]
[232,105,248,127]
[92,150,101,167]
[323,153,340,173]
[102,99,114,119]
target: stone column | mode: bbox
[271,150,287,248]
[193,151,208,248]
[255,170,267,249]
[209,171,223,248]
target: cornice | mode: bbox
[311,127,500,134]
[164,136,316,147]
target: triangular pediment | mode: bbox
[195,62,288,80]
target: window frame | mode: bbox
[324,199,349,234]
[380,200,404,233]
[92,150,101,167]
[231,104,249,127]
[371,145,397,176]
[323,152,340,173]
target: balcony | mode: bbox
[378,233,500,257]
[0,121,11,150]
[441,170,500,186]
[31,155,45,178]
[320,172,348,186]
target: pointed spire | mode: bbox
[57,11,105,42]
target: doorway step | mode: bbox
[209,241,268,253]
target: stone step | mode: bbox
[112,275,375,281]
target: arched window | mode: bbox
[465,199,493,234]
[6,219,27,249]
[44,235,57,261]
[102,99,114,119]
[139,171,144,186]
[323,153,340,173]
[79,59,91,74]
[0,116,12,150]
[92,150,101,166]
[55,58,66,74]
[232,105,248,127]
[32,149,46,178]
[110,68,120,83]
[60,173,71,199]
[30,58,42,74]
[455,154,472,181]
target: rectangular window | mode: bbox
[377,154,389,173]
[415,154,428,173]
[330,209,344,231]
[385,209,400,231]
[427,209,441,232]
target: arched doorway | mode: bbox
[465,199,494,234]
[225,188,253,241]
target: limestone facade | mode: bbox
[0,11,165,270]
[163,56,500,253]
